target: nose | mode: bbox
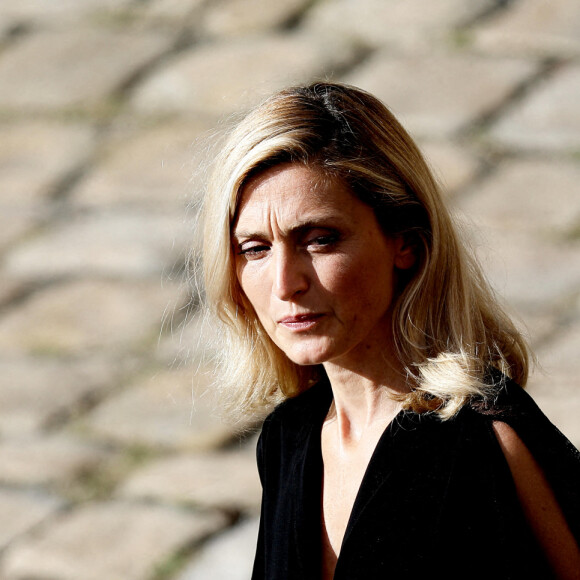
[271,246,309,301]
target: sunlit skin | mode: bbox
[233,163,416,578]
[233,163,415,373]
[233,163,580,580]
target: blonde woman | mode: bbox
[201,83,580,579]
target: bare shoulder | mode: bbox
[492,421,580,580]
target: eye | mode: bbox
[237,242,270,260]
[304,230,340,250]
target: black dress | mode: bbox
[251,377,580,579]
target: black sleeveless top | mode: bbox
[251,378,580,579]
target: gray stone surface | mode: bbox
[201,0,310,38]
[130,33,356,117]
[0,28,174,112]
[0,1,579,576]
[345,52,538,137]
[472,0,580,57]
[3,211,190,280]
[418,140,480,196]
[0,0,134,29]
[457,226,580,311]
[84,365,234,450]
[0,120,96,207]
[455,159,580,236]
[0,279,184,356]
[0,435,108,488]
[177,517,259,580]
[119,450,262,512]
[0,356,115,437]
[140,0,205,22]
[454,158,580,313]
[304,0,493,50]
[530,321,580,394]
[0,210,38,253]
[0,490,62,551]
[489,64,580,151]
[0,279,31,308]
[72,119,212,211]
[0,501,227,580]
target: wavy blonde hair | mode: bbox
[201,82,530,421]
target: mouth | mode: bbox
[278,313,324,331]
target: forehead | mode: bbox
[234,163,358,230]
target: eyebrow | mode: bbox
[232,217,344,241]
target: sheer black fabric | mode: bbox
[252,378,580,579]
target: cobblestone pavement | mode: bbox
[0,1,579,578]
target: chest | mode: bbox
[320,423,391,573]
[257,404,542,579]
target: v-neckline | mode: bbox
[323,406,407,552]
[293,381,410,578]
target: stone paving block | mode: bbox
[0,435,108,488]
[0,28,174,112]
[344,51,538,137]
[489,64,580,152]
[0,1,578,577]
[0,278,31,308]
[0,279,184,356]
[0,210,38,253]
[0,356,116,437]
[529,321,580,394]
[456,225,580,311]
[178,517,259,580]
[304,0,494,50]
[0,501,227,580]
[418,140,480,195]
[72,119,212,211]
[130,33,356,117]
[0,489,62,551]
[140,0,205,22]
[3,211,191,280]
[0,120,96,207]
[0,0,134,29]
[454,159,580,236]
[85,365,234,451]
[119,450,262,512]
[200,0,310,38]
[472,0,580,57]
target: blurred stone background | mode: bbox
[0,1,579,579]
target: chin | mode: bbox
[280,341,336,367]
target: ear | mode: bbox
[393,235,417,270]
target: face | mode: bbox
[232,163,415,370]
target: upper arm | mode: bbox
[493,421,580,580]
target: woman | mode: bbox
[201,82,580,579]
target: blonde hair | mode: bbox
[201,82,530,421]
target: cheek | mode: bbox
[237,266,269,313]
[320,253,391,295]
[334,256,395,312]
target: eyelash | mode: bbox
[238,244,269,257]
[237,232,340,260]
[308,234,339,247]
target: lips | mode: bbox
[278,313,324,330]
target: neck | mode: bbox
[322,351,410,444]
[320,311,411,441]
